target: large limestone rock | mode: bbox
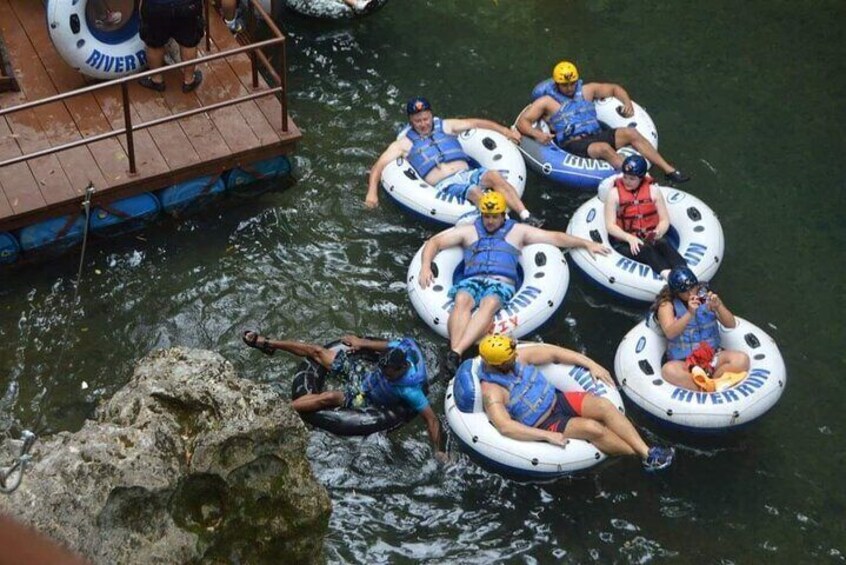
[0,348,331,564]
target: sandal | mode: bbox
[182,70,203,93]
[138,76,165,92]
[242,330,275,356]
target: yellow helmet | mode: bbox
[479,334,517,366]
[477,191,507,215]
[552,61,579,84]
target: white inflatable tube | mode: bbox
[516,97,658,191]
[614,316,786,433]
[566,174,725,302]
[47,0,146,80]
[407,233,569,339]
[445,353,625,479]
[382,128,527,226]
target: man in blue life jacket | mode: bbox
[516,61,690,185]
[476,334,675,471]
[366,96,545,227]
[417,191,610,379]
[242,331,446,461]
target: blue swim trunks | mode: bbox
[328,350,370,408]
[449,276,516,307]
[434,167,488,201]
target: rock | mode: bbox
[0,348,331,564]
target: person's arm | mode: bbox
[583,82,634,117]
[652,186,671,239]
[515,99,556,144]
[517,224,611,257]
[418,227,470,288]
[705,292,737,328]
[444,118,520,143]
[417,405,447,461]
[604,189,641,254]
[657,297,702,339]
[482,383,566,444]
[0,515,89,565]
[365,139,408,208]
[517,345,615,387]
[341,335,390,352]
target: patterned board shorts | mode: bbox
[434,167,488,201]
[449,276,516,307]
[329,350,370,408]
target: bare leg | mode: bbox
[662,360,697,390]
[587,141,623,169]
[220,0,237,19]
[615,128,676,174]
[712,350,750,379]
[578,395,650,458]
[448,292,475,353]
[480,170,529,216]
[179,45,198,84]
[453,295,501,355]
[243,331,337,368]
[562,418,636,457]
[145,45,165,84]
[291,390,344,413]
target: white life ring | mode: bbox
[445,353,625,479]
[614,316,786,433]
[516,97,657,191]
[406,229,569,339]
[47,0,146,80]
[381,128,527,226]
[566,174,724,302]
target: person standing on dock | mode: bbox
[138,0,205,93]
[366,96,545,227]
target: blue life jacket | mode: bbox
[362,338,427,407]
[405,117,468,178]
[463,217,520,281]
[530,78,571,106]
[546,80,602,145]
[478,361,556,426]
[667,299,721,360]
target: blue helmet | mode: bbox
[622,155,648,178]
[668,267,698,293]
[406,96,432,116]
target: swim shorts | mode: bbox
[448,276,516,307]
[537,392,588,432]
[140,0,205,49]
[434,167,488,201]
[561,129,617,158]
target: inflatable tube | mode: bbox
[445,351,625,479]
[90,193,161,237]
[157,176,226,216]
[614,316,786,433]
[47,0,146,80]
[381,128,527,227]
[290,339,428,436]
[566,174,724,302]
[282,0,388,19]
[0,232,21,265]
[515,96,657,191]
[407,231,569,339]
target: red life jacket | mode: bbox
[615,175,659,237]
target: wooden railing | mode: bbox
[0,0,287,174]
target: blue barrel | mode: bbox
[225,156,292,190]
[0,232,21,265]
[90,193,161,237]
[17,214,86,255]
[156,175,226,216]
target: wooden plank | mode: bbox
[0,116,46,215]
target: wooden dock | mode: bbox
[0,0,301,233]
